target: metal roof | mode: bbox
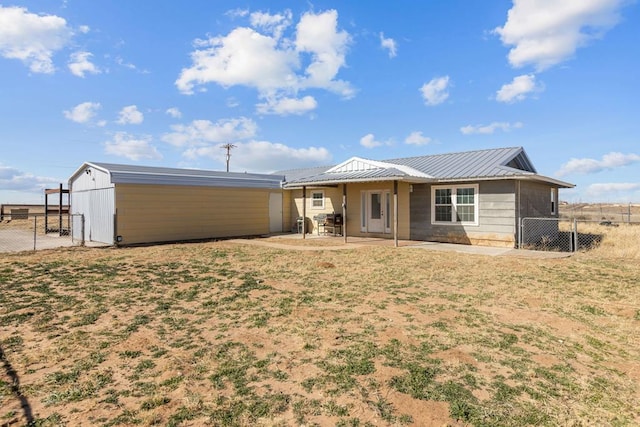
[280,147,574,188]
[74,162,284,189]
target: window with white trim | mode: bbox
[311,191,324,209]
[431,184,479,225]
[550,188,556,215]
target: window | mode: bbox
[431,184,478,225]
[550,188,556,215]
[311,191,324,209]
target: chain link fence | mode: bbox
[0,214,84,253]
[519,217,622,252]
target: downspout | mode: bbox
[302,186,306,239]
[342,184,347,244]
[394,180,398,247]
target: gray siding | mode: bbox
[410,180,516,247]
[518,181,555,218]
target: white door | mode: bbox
[368,191,384,233]
[269,192,283,233]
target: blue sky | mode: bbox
[1,0,639,204]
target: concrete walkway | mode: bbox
[229,234,572,259]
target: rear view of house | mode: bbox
[279,147,574,247]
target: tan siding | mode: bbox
[115,184,276,244]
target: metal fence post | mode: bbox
[518,217,522,249]
[573,219,578,252]
[33,215,37,251]
[82,214,86,246]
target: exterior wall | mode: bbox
[69,167,116,244]
[289,186,344,234]
[410,180,517,247]
[114,184,281,245]
[518,181,559,245]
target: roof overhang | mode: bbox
[282,175,434,189]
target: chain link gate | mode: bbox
[0,214,84,253]
[519,218,611,253]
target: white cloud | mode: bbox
[117,105,144,125]
[586,183,640,200]
[495,74,541,103]
[166,107,182,119]
[184,141,332,173]
[63,101,101,123]
[250,10,292,39]
[0,6,73,73]
[78,25,90,34]
[404,131,432,146]
[0,164,59,192]
[104,132,162,161]
[360,133,392,149]
[494,0,626,71]
[420,76,450,106]
[380,32,397,58]
[557,152,640,176]
[68,51,100,77]
[256,95,317,115]
[175,9,353,102]
[162,117,258,147]
[460,121,523,135]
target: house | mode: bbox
[278,146,574,247]
[69,147,573,247]
[68,162,285,245]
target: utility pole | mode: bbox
[222,143,236,172]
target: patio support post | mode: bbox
[394,180,398,247]
[302,186,306,239]
[342,184,347,243]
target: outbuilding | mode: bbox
[68,162,286,245]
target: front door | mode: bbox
[269,192,283,233]
[368,191,385,233]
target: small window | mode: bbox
[551,188,556,215]
[311,191,324,209]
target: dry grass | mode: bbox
[1,233,639,426]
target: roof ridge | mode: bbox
[385,146,522,162]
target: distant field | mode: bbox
[1,231,639,426]
[560,203,640,223]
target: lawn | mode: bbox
[1,232,639,426]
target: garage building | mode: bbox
[69,162,286,245]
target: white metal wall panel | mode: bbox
[70,187,115,244]
[71,167,112,191]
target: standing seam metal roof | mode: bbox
[84,162,284,189]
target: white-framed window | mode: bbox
[551,188,556,215]
[311,190,324,209]
[431,184,479,226]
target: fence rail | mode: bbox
[520,217,625,253]
[0,213,84,253]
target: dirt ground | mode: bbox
[1,234,639,426]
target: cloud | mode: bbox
[0,164,59,192]
[166,107,182,119]
[380,32,397,58]
[404,131,432,146]
[256,95,317,115]
[162,117,258,148]
[63,101,101,123]
[494,0,626,71]
[0,6,73,73]
[420,76,450,106]
[360,133,393,149]
[104,132,162,161]
[557,152,640,176]
[460,121,523,135]
[250,10,292,39]
[68,51,100,77]
[117,105,144,125]
[495,74,541,103]
[586,183,640,201]
[184,141,332,173]
[175,9,353,102]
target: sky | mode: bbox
[1,0,639,204]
